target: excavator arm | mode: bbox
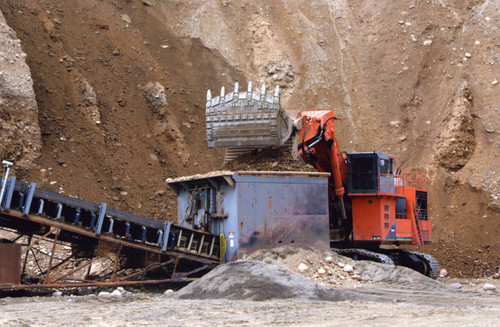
[205,83,348,218]
[294,110,348,220]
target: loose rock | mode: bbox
[298,263,308,272]
[483,283,496,291]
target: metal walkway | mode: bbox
[0,176,220,290]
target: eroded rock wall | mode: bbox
[0,12,40,170]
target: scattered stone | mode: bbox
[352,274,362,281]
[492,79,498,85]
[325,256,333,263]
[110,289,122,297]
[475,40,480,45]
[121,14,132,25]
[164,289,174,295]
[317,267,326,275]
[483,283,496,291]
[140,82,167,113]
[298,263,308,272]
[263,57,296,89]
[343,264,354,273]
[52,291,62,297]
[141,0,152,6]
[98,291,110,297]
[155,189,166,196]
[465,52,471,58]
[337,262,345,268]
[439,269,448,278]
[449,283,462,289]
[423,39,432,46]
[390,120,401,128]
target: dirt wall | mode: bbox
[0,0,498,277]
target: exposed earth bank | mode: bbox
[0,0,498,278]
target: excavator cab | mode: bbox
[347,152,395,193]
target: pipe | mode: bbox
[37,200,44,215]
[73,209,81,225]
[157,229,163,244]
[89,212,96,229]
[107,218,114,234]
[17,193,24,210]
[56,203,63,220]
[0,160,13,206]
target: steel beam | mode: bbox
[22,183,36,216]
[95,203,107,235]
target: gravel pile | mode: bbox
[174,260,390,302]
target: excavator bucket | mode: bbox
[205,82,293,149]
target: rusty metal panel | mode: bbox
[234,173,330,259]
[0,243,21,285]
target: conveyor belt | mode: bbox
[0,177,220,290]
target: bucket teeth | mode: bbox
[274,85,280,98]
[206,81,292,149]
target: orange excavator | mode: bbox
[206,83,439,278]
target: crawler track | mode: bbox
[332,247,439,279]
[332,248,395,265]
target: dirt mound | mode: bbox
[174,260,388,302]
[224,146,316,172]
[354,261,441,289]
[248,244,440,289]
[248,244,359,287]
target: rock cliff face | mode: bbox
[0,0,498,277]
[0,12,40,170]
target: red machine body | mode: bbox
[295,110,431,246]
